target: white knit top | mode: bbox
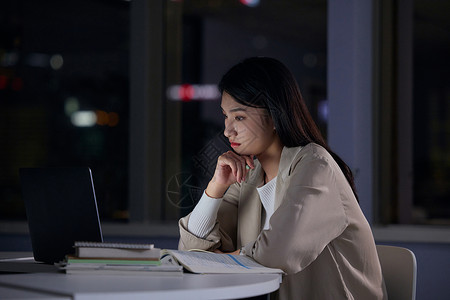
[256,177,277,230]
[188,177,277,238]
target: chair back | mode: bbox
[376,245,417,300]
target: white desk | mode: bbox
[0,285,71,300]
[0,253,281,300]
[0,272,281,300]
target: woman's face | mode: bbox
[221,92,278,157]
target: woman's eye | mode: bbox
[235,116,245,121]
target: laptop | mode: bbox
[20,167,103,264]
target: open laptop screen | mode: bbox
[20,167,103,264]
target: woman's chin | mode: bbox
[232,144,257,156]
[235,150,254,157]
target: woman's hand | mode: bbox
[205,151,254,198]
[213,248,241,255]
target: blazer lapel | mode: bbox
[237,164,263,247]
[237,183,262,247]
[274,146,304,211]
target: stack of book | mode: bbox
[60,241,182,276]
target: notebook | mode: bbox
[20,167,104,264]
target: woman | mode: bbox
[178,57,386,299]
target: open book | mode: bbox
[165,250,284,274]
[61,242,283,276]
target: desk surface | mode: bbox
[0,272,281,300]
[0,285,71,300]
[0,253,281,300]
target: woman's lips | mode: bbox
[230,142,241,148]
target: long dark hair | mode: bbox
[218,57,359,202]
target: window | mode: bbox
[376,0,450,225]
[412,0,450,224]
[0,0,130,221]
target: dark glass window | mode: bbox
[412,0,450,224]
[376,0,450,225]
[0,0,130,221]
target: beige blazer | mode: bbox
[179,143,387,299]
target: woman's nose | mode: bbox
[224,120,236,138]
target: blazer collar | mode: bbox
[245,161,264,187]
[244,145,304,186]
[278,146,304,180]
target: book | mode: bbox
[65,256,161,266]
[60,252,183,276]
[63,268,183,276]
[74,241,160,260]
[74,241,154,249]
[165,250,284,275]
